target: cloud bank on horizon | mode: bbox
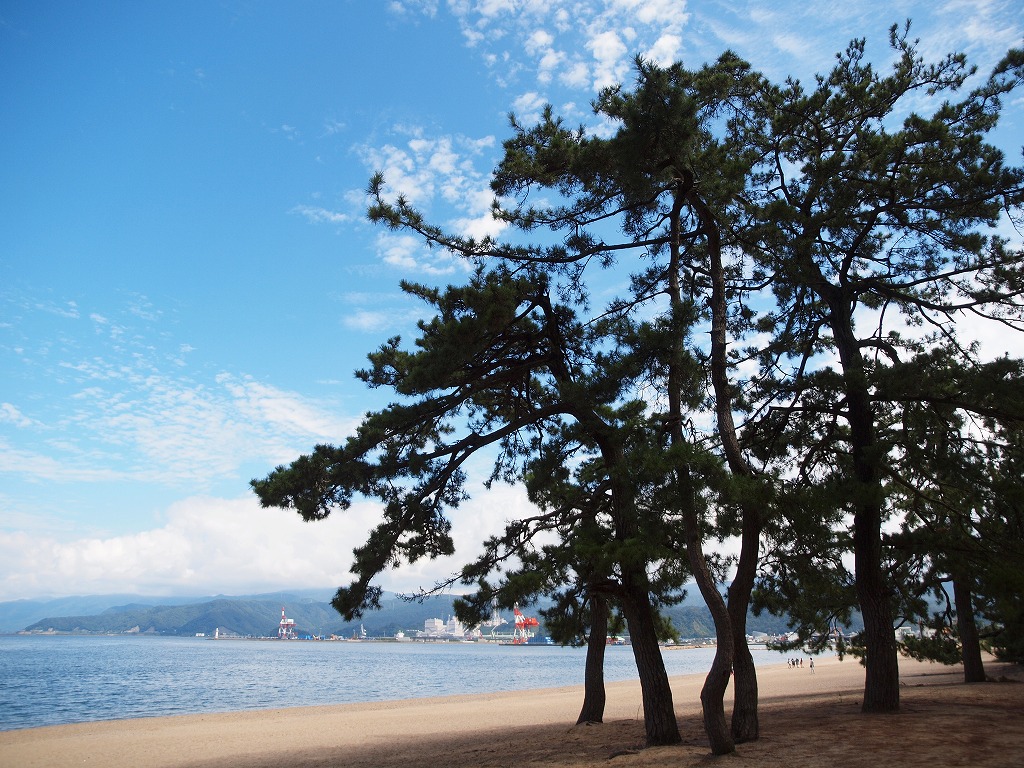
[1,0,1021,601]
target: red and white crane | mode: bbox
[278,606,297,639]
[511,603,539,644]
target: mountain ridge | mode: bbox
[0,589,335,633]
[7,589,796,639]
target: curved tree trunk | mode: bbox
[668,182,734,755]
[620,578,682,746]
[727,530,760,742]
[953,576,986,683]
[577,593,610,724]
[692,187,761,743]
[680,492,736,755]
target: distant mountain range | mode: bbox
[2,588,796,639]
[0,589,330,634]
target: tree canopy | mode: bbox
[254,23,1024,757]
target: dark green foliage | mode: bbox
[737,25,1024,707]
[251,25,1024,756]
[988,599,1024,664]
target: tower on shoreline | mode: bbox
[278,606,297,639]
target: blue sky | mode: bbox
[2,0,1022,601]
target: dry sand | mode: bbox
[2,653,1022,767]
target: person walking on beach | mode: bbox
[809,658,814,674]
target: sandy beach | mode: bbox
[3,654,1022,767]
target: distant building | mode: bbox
[420,616,468,639]
[423,618,445,635]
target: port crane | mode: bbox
[278,606,297,639]
[511,603,539,644]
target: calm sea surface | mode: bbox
[0,635,782,731]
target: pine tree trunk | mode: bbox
[854,505,901,712]
[686,544,736,755]
[692,185,761,743]
[620,580,681,746]
[730,630,758,742]
[727,531,760,742]
[668,183,733,755]
[832,302,901,714]
[678,461,736,754]
[577,593,609,724]
[953,577,986,683]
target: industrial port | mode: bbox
[262,602,547,644]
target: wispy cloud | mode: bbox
[34,299,79,319]
[0,403,34,428]
[351,129,503,271]
[0,438,125,483]
[373,231,465,276]
[299,2,708,274]
[44,367,354,486]
[2,294,357,490]
[319,118,347,137]
[434,0,691,96]
[291,204,352,225]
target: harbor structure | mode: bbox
[420,615,469,639]
[512,603,539,644]
[278,607,297,639]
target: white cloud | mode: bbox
[0,403,34,428]
[0,438,124,483]
[511,91,547,124]
[217,374,352,444]
[358,140,436,207]
[342,309,407,333]
[436,0,694,95]
[448,184,508,241]
[2,359,356,488]
[0,496,372,600]
[559,60,591,88]
[417,0,1021,117]
[126,295,160,322]
[536,49,566,84]
[320,118,347,137]
[291,204,351,225]
[389,0,439,17]
[336,293,426,335]
[274,124,300,141]
[449,212,507,242]
[0,482,541,601]
[375,232,426,271]
[35,300,79,319]
[476,0,517,20]
[645,33,682,66]
[373,231,464,276]
[622,0,689,27]
[354,129,500,271]
[587,29,630,90]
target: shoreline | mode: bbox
[0,638,765,732]
[2,655,1021,767]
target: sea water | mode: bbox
[0,635,781,731]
